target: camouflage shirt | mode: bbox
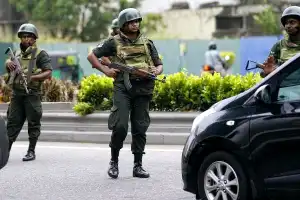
[93,32,162,67]
[261,36,300,77]
[269,35,300,66]
[6,44,52,95]
[5,47,52,73]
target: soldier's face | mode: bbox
[20,33,36,47]
[125,20,140,33]
[113,28,120,35]
[284,18,300,35]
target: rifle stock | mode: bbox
[5,47,29,94]
[100,58,166,83]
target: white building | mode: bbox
[140,0,240,14]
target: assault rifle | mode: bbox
[5,47,29,94]
[100,58,166,83]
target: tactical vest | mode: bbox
[279,39,300,65]
[13,47,43,92]
[112,34,154,80]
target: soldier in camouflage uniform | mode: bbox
[110,18,120,37]
[5,23,52,161]
[98,18,120,66]
[261,6,300,77]
[87,8,163,179]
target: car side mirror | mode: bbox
[254,84,272,104]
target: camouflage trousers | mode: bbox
[108,81,153,154]
[6,93,42,143]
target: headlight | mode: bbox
[184,108,216,159]
[191,108,216,134]
[183,134,195,158]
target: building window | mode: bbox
[216,16,243,30]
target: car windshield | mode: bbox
[280,68,300,88]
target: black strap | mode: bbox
[27,48,38,81]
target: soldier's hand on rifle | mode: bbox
[104,68,120,79]
[150,66,159,75]
[6,61,16,72]
[261,56,276,75]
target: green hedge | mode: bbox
[73,72,262,116]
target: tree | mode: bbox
[241,0,294,12]
[79,0,115,41]
[79,0,144,41]
[9,0,120,41]
[116,0,166,35]
[140,13,166,35]
[9,0,165,42]
[253,5,282,36]
[119,0,141,11]
[9,0,84,39]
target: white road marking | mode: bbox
[12,144,183,152]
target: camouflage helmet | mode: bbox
[118,8,142,28]
[111,18,119,29]
[281,6,300,25]
[17,23,38,39]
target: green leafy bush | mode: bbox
[76,74,113,110]
[74,72,262,115]
[73,102,95,116]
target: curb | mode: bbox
[0,102,75,110]
[0,103,198,145]
[20,123,191,133]
[17,130,189,145]
[0,112,199,124]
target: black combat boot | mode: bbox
[22,140,37,162]
[22,151,36,161]
[108,160,119,179]
[133,153,150,178]
[107,148,119,179]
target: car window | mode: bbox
[277,68,300,102]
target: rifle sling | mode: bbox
[123,72,132,91]
[27,48,38,81]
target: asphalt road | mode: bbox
[0,142,195,200]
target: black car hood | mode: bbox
[211,87,254,112]
[211,95,239,111]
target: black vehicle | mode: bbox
[182,54,300,200]
[0,116,9,170]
